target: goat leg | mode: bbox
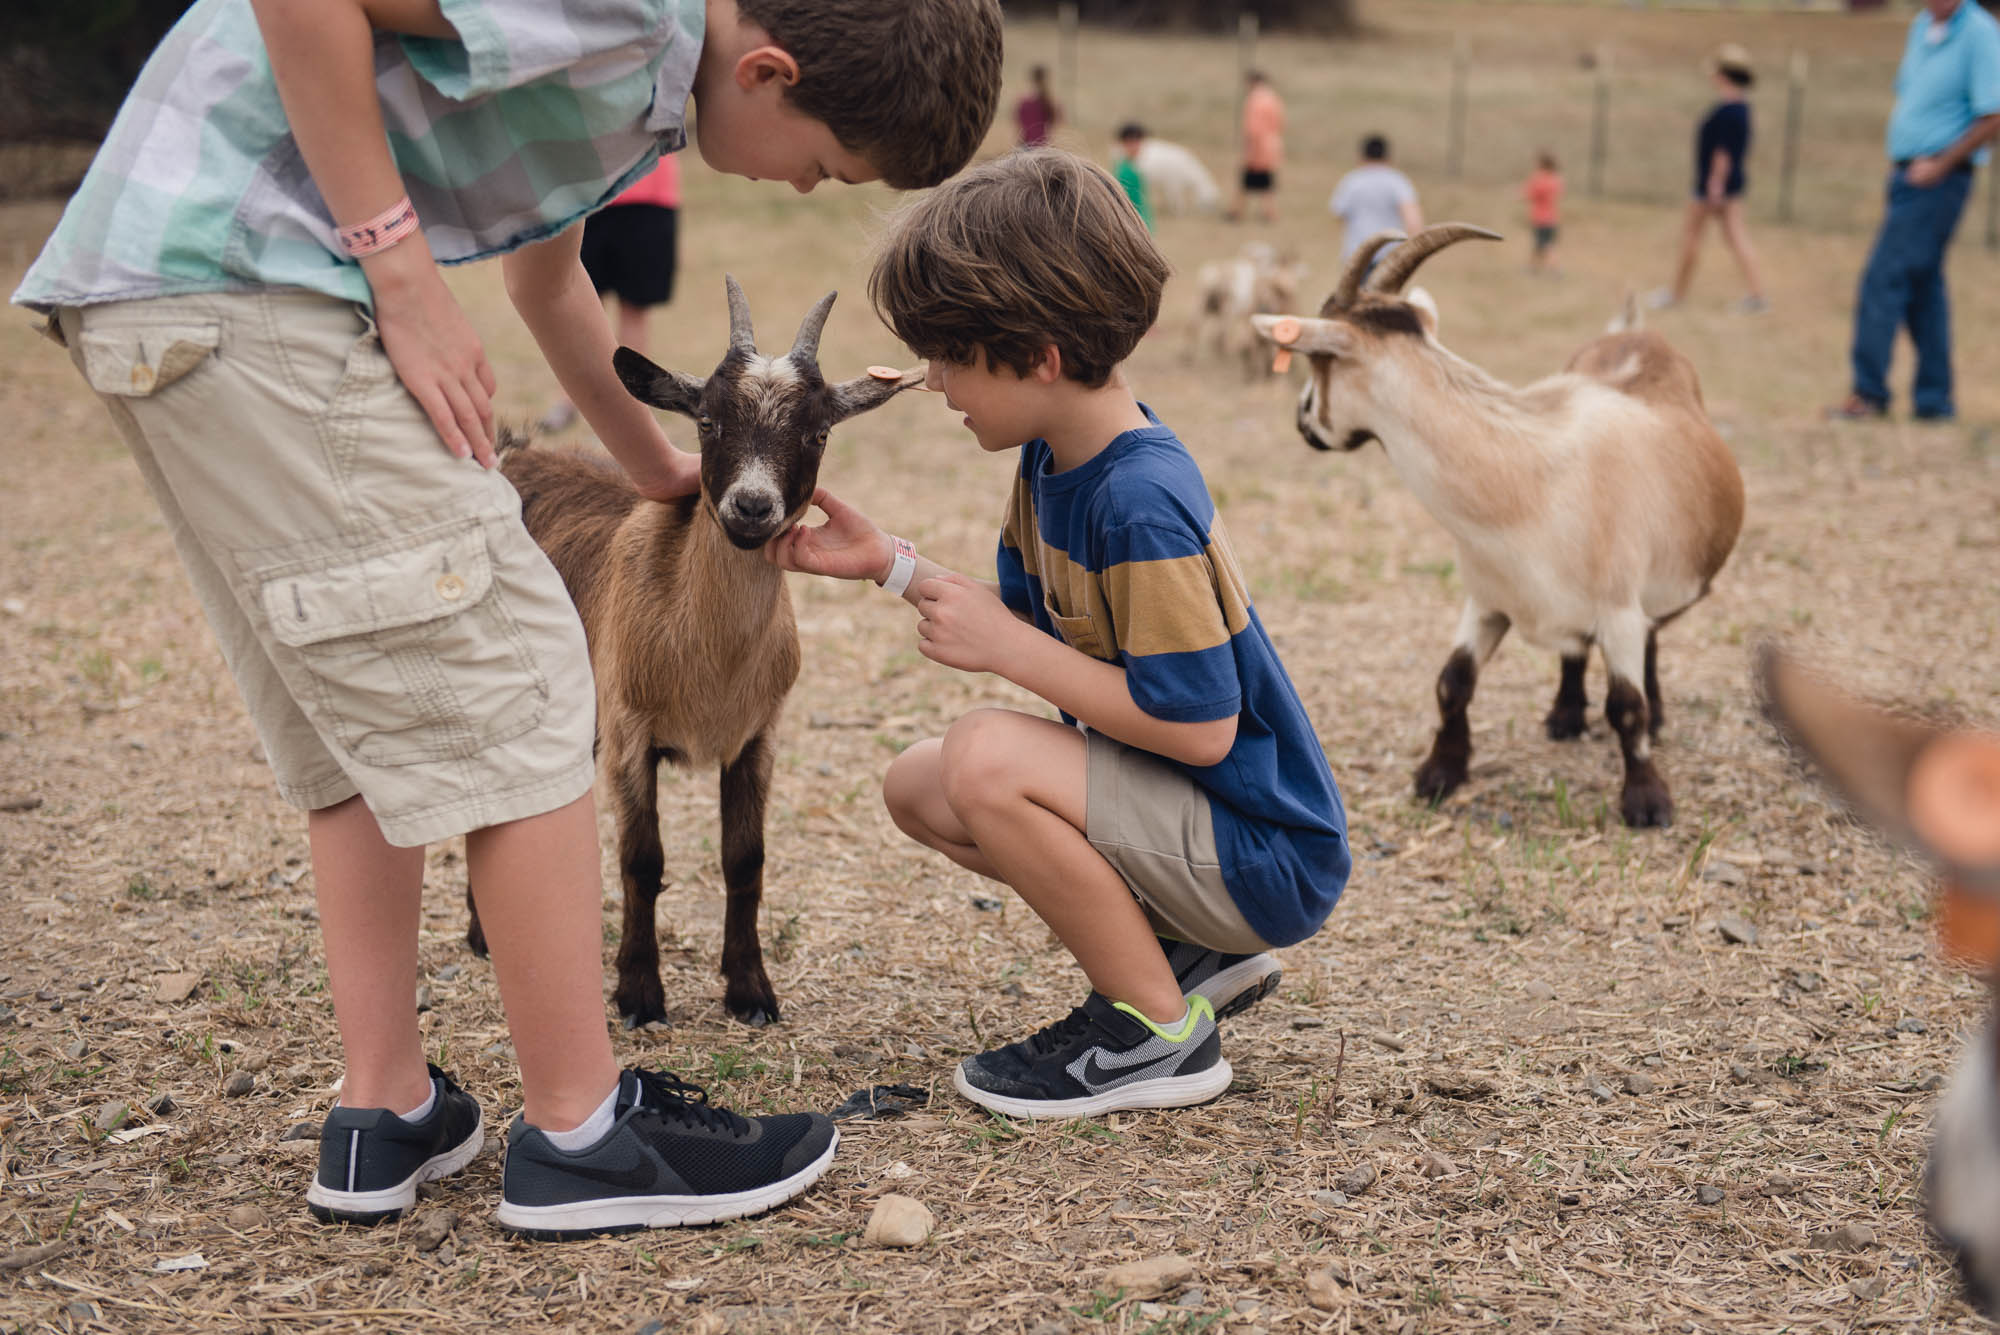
[1414,604,1510,804]
[1601,614,1673,827]
[463,883,489,957]
[1644,628,1664,739]
[718,733,781,1026]
[609,731,671,1029]
[1545,652,1591,740]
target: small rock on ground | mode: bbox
[1524,980,1556,1002]
[1809,1222,1875,1252]
[92,1101,129,1135]
[225,1204,267,1231]
[1624,1072,1656,1096]
[863,1194,933,1248]
[1336,1162,1378,1196]
[1716,914,1757,946]
[1102,1253,1194,1300]
[409,1209,457,1252]
[1695,1185,1725,1206]
[223,1071,255,1097]
[1418,1151,1455,1179]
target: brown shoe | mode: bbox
[1825,394,1886,421]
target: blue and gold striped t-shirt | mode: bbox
[996,416,1350,948]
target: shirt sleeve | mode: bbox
[1971,19,2000,117]
[996,495,1033,617]
[1100,517,1244,725]
[405,0,684,100]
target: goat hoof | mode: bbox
[731,1004,779,1028]
[1544,709,1588,741]
[1620,784,1674,828]
[464,924,489,958]
[614,982,669,1030]
[1413,759,1466,805]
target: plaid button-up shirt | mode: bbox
[13,0,704,314]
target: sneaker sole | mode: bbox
[953,1058,1234,1120]
[492,1129,839,1239]
[1189,955,1282,1021]
[306,1108,486,1226]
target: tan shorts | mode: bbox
[54,291,596,847]
[1084,730,1274,955]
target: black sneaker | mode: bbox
[953,992,1232,1119]
[307,1065,484,1225]
[494,1069,837,1239]
[1159,936,1283,1020]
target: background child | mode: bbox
[541,154,683,433]
[1225,71,1285,224]
[1649,43,1768,313]
[1016,63,1061,148]
[12,0,1001,1236]
[769,149,1351,1119]
[1329,134,1423,262]
[1524,150,1564,274]
[1114,123,1155,231]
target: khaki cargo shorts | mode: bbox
[54,291,596,847]
[1084,730,1274,955]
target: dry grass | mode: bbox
[5,5,2000,1333]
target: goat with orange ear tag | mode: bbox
[1760,644,2000,1313]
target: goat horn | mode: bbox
[788,291,839,365]
[1322,232,1405,314]
[724,274,756,351]
[1362,223,1504,297]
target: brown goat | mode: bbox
[465,277,921,1026]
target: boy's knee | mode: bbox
[883,738,943,826]
[938,709,1030,815]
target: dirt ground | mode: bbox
[5,6,2000,1333]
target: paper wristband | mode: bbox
[338,197,420,259]
[882,537,918,597]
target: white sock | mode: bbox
[398,1082,437,1123]
[540,1079,621,1152]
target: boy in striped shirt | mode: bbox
[14,0,1001,1236]
[769,149,1351,1118]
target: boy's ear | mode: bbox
[1029,344,1064,384]
[734,44,801,91]
[828,366,926,422]
[613,347,706,417]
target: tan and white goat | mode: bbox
[1252,225,1744,827]
[464,277,921,1026]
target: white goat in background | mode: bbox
[1134,137,1221,215]
[1252,225,1744,828]
[1191,241,1306,379]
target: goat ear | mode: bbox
[828,366,926,421]
[1248,314,1354,358]
[1405,286,1440,337]
[613,347,706,417]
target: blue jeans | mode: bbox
[1849,167,1974,418]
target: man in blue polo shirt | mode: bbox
[1831,0,2000,422]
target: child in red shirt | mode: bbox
[1523,151,1564,275]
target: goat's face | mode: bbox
[614,278,923,549]
[1250,296,1435,453]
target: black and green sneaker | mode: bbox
[1158,936,1282,1020]
[495,1069,838,1239]
[307,1065,484,1225]
[954,992,1231,1119]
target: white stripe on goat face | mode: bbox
[720,356,802,526]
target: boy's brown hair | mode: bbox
[739,0,1004,190]
[869,148,1169,388]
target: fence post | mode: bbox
[1445,34,1469,180]
[1058,2,1079,133]
[1238,11,1258,88]
[1988,156,1998,252]
[1588,45,1611,198]
[1778,50,1808,224]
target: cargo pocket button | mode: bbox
[435,573,467,602]
[129,363,155,393]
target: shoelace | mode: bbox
[628,1068,753,1137]
[1023,1004,1103,1059]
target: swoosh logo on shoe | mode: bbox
[550,1152,658,1193]
[1078,1048,1184,1088]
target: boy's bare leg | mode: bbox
[313,793,620,1131]
[1718,199,1766,300]
[887,710,1184,1024]
[614,300,651,358]
[310,795,433,1115]
[465,792,622,1132]
[1669,199,1707,301]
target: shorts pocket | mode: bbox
[1043,595,1115,661]
[77,323,222,397]
[258,519,549,766]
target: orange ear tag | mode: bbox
[867,365,903,382]
[1937,880,2000,972]
[1269,317,1302,374]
